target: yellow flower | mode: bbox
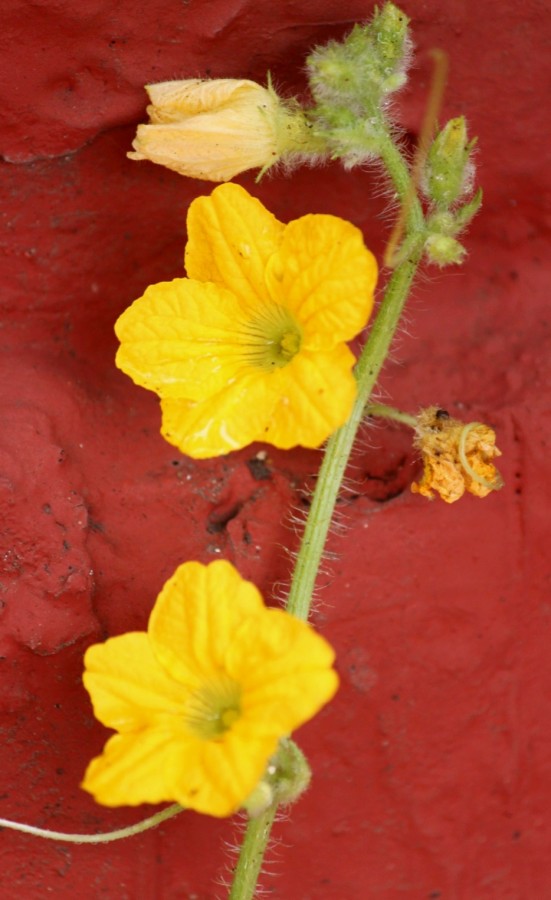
[411,406,503,503]
[115,183,378,458]
[128,78,322,182]
[81,560,338,818]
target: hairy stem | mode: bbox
[228,99,426,900]
[228,804,278,900]
[285,248,422,620]
[378,132,425,234]
[365,403,418,428]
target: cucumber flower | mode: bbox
[128,79,323,182]
[81,560,338,818]
[115,183,378,458]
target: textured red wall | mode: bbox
[1,1,549,897]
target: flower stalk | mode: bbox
[230,127,426,896]
[286,241,423,623]
[228,804,278,900]
[365,403,418,428]
[286,124,424,621]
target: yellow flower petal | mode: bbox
[83,727,276,816]
[83,633,187,732]
[144,79,271,124]
[185,183,284,305]
[160,373,279,458]
[266,213,378,348]
[186,732,278,816]
[129,120,274,184]
[83,729,189,807]
[228,609,339,733]
[262,345,358,449]
[149,561,265,681]
[159,345,357,456]
[115,278,257,401]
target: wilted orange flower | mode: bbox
[411,406,503,503]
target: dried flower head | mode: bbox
[411,406,503,503]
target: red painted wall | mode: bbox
[1,1,549,896]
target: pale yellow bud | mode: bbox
[128,78,318,182]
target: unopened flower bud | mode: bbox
[306,3,411,166]
[411,406,503,503]
[243,780,274,818]
[423,117,476,208]
[269,738,311,806]
[308,3,411,107]
[424,233,467,267]
[128,79,322,182]
[243,739,312,818]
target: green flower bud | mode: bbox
[269,738,311,806]
[308,3,411,104]
[306,3,412,165]
[423,117,477,208]
[425,188,483,244]
[428,210,457,236]
[368,1,412,94]
[243,780,274,818]
[243,739,312,818]
[424,233,467,267]
[452,187,483,232]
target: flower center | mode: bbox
[184,675,243,741]
[244,304,302,370]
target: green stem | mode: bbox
[377,131,425,234]
[286,249,421,620]
[0,804,183,844]
[365,403,417,428]
[228,104,425,900]
[228,252,423,898]
[228,804,278,900]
